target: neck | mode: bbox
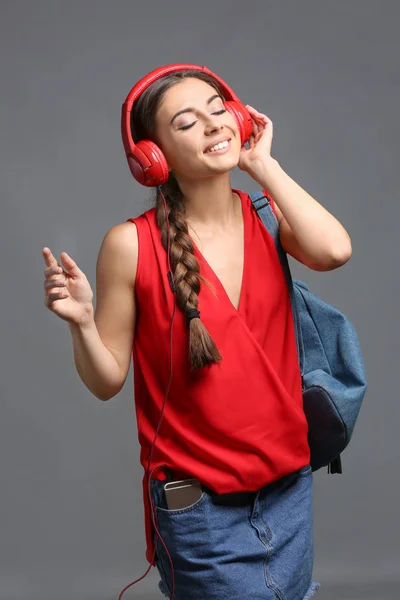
[175,174,241,231]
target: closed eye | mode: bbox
[178,109,227,131]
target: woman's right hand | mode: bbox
[42,248,94,325]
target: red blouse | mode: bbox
[127,188,310,565]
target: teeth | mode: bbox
[206,140,229,153]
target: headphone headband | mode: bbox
[123,64,241,111]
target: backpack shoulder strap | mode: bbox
[249,190,279,243]
[249,190,303,368]
[248,190,291,280]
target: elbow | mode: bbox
[307,243,352,272]
[94,384,122,402]
[313,245,352,272]
[330,241,352,267]
[93,389,112,401]
[97,389,121,402]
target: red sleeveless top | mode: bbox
[127,188,310,565]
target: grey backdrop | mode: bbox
[2,1,398,599]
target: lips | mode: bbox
[203,136,231,153]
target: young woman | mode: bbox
[42,65,352,599]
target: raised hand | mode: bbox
[42,248,94,325]
[238,105,274,180]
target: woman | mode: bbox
[42,65,352,599]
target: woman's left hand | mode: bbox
[237,105,274,179]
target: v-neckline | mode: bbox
[188,188,247,315]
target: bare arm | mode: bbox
[68,221,138,401]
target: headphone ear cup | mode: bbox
[224,101,252,145]
[129,140,170,186]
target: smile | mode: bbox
[204,139,231,155]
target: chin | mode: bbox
[210,156,239,173]
[206,149,239,165]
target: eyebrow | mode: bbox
[169,94,222,126]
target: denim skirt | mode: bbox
[149,464,321,599]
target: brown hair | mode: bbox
[130,69,227,371]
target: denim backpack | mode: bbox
[249,191,368,474]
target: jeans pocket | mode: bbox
[150,477,209,517]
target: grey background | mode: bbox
[1,1,398,599]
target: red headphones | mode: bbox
[121,63,253,187]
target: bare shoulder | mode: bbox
[97,220,139,287]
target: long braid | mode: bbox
[154,177,223,370]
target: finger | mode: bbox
[256,119,271,140]
[254,120,262,138]
[248,105,269,120]
[247,105,258,129]
[246,105,265,119]
[42,247,61,269]
[247,106,270,127]
[44,277,67,291]
[44,291,68,307]
[44,263,64,278]
[59,251,82,279]
[250,113,262,137]
[252,117,257,138]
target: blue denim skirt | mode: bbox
[150,464,321,599]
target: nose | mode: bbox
[204,116,224,135]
